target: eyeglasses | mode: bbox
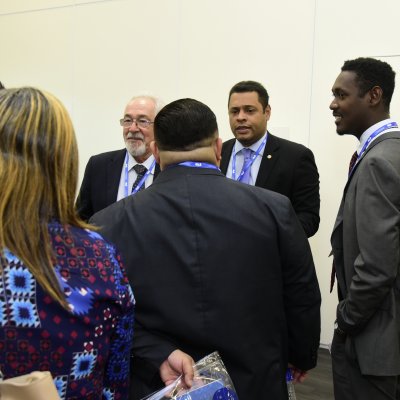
[119,117,154,129]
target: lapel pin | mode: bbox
[267,154,272,159]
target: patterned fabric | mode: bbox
[239,148,253,184]
[132,164,147,193]
[0,221,135,400]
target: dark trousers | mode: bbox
[331,331,400,400]
[129,357,163,400]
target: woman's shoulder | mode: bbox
[48,221,113,247]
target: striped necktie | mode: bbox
[132,164,147,193]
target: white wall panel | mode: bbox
[1,0,400,348]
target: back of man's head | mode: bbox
[154,98,218,151]
[341,57,395,111]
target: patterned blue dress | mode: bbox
[0,221,135,400]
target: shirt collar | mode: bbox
[128,152,156,174]
[357,118,397,154]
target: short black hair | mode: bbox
[341,57,395,111]
[154,98,218,151]
[228,80,269,109]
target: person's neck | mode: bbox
[132,153,151,164]
[160,147,217,170]
[367,112,391,129]
[353,113,391,139]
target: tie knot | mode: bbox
[133,164,147,176]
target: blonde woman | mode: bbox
[0,87,135,399]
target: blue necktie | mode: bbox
[240,148,253,184]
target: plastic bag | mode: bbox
[142,351,239,400]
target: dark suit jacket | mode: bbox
[76,148,160,220]
[91,165,321,400]
[220,133,320,237]
[331,131,400,376]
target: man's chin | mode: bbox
[234,133,254,146]
[336,127,352,136]
[126,144,146,158]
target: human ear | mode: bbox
[150,141,160,164]
[265,104,271,121]
[369,86,383,106]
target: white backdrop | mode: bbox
[1,0,400,346]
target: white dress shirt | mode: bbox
[116,152,155,201]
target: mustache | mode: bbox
[126,132,145,140]
[236,125,250,129]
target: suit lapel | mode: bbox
[106,149,126,204]
[255,133,279,187]
[332,198,344,235]
[105,150,161,203]
[220,139,235,175]
[342,131,400,196]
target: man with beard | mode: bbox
[91,98,321,400]
[330,57,400,399]
[76,95,162,220]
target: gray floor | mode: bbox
[295,348,334,400]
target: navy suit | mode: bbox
[76,149,160,220]
[220,133,320,237]
[91,165,321,400]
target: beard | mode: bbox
[125,131,147,157]
[127,141,146,157]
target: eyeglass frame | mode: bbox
[119,117,154,129]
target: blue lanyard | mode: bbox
[232,135,267,181]
[349,122,398,177]
[124,151,156,197]
[176,161,220,170]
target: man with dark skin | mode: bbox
[330,57,400,400]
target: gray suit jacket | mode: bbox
[331,131,400,375]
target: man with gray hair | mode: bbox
[91,98,321,400]
[76,95,162,220]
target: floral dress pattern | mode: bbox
[0,221,135,400]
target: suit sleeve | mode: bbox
[76,157,94,221]
[291,148,320,238]
[337,155,400,334]
[90,207,180,387]
[278,199,321,370]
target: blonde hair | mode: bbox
[0,87,91,308]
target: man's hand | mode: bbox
[160,350,195,387]
[288,364,309,383]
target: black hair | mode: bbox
[228,80,269,109]
[154,98,218,151]
[342,57,395,111]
